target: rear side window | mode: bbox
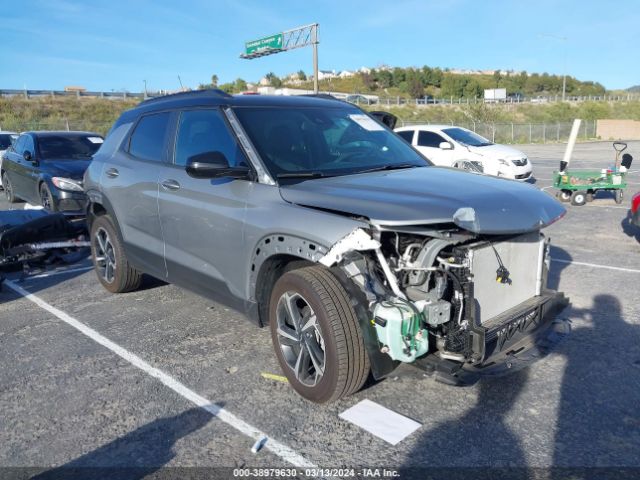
[396,130,414,143]
[129,112,171,161]
[0,134,14,149]
[174,109,247,167]
[417,131,446,148]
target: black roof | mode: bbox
[128,89,351,115]
[24,131,102,138]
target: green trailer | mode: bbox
[553,141,632,206]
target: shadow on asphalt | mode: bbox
[621,211,640,242]
[32,407,214,480]
[401,244,640,478]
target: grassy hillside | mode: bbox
[362,100,640,125]
[0,97,139,135]
[1,95,639,139]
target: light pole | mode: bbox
[540,34,568,101]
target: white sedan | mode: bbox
[395,124,533,181]
[0,131,18,188]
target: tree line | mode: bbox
[198,66,607,99]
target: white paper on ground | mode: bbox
[339,399,421,445]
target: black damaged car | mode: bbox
[1,131,103,213]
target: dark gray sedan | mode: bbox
[1,131,103,212]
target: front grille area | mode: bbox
[515,172,532,179]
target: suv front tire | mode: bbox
[90,214,142,293]
[269,266,370,403]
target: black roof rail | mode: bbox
[139,88,232,106]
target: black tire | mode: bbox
[2,172,18,203]
[90,214,142,293]
[269,266,370,403]
[39,183,57,212]
[571,191,586,206]
[615,189,623,204]
[557,190,571,203]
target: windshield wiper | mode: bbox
[356,163,421,174]
[276,171,328,179]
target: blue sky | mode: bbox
[3,0,639,92]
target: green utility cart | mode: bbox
[554,141,632,206]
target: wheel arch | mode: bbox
[248,233,330,327]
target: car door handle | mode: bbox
[105,168,119,178]
[161,179,180,191]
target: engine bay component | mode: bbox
[373,300,429,362]
[415,299,452,327]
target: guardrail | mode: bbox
[353,94,640,106]
[0,89,161,100]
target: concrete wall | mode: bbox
[597,119,640,140]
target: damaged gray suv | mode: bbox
[85,90,568,403]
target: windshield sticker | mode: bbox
[87,137,104,144]
[349,114,385,131]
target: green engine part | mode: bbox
[373,300,429,362]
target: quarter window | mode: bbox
[417,131,446,148]
[174,109,247,167]
[129,112,171,162]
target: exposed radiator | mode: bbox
[468,232,545,325]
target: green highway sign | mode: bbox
[245,33,283,55]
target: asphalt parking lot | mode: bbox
[1,141,639,478]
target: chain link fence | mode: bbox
[2,118,599,145]
[398,120,598,144]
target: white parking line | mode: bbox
[3,279,316,469]
[25,266,94,279]
[552,258,640,273]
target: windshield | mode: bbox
[0,134,17,150]
[37,134,103,160]
[233,106,429,179]
[442,127,493,147]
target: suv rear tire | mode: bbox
[269,266,370,403]
[90,215,142,293]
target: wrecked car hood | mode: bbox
[279,167,565,234]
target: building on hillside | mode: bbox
[338,70,355,78]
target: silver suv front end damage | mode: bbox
[320,226,570,384]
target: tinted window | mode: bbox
[174,109,247,167]
[396,130,414,143]
[417,131,446,148]
[0,134,15,150]
[129,112,171,161]
[13,135,27,154]
[234,107,429,178]
[37,134,103,160]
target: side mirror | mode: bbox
[439,141,453,150]
[185,151,250,179]
[23,150,33,161]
